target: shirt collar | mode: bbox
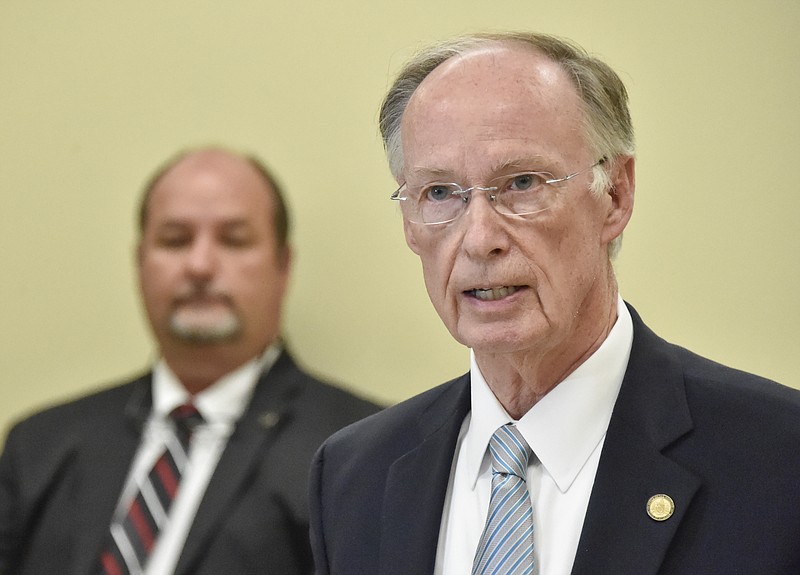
[152,344,282,425]
[465,297,632,492]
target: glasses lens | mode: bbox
[412,183,463,224]
[491,172,555,216]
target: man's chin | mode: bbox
[169,313,241,344]
[455,323,536,355]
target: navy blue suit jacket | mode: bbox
[0,350,380,575]
[310,305,800,574]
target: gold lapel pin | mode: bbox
[647,494,675,521]
[259,411,281,429]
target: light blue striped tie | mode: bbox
[472,424,535,575]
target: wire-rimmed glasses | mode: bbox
[390,158,606,225]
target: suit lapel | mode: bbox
[174,352,303,574]
[73,377,153,574]
[378,375,471,575]
[571,305,701,575]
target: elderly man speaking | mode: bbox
[309,32,800,575]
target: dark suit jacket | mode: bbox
[310,305,800,574]
[0,350,380,575]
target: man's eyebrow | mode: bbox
[152,217,254,229]
[219,218,252,228]
[406,156,551,181]
[406,166,456,181]
[489,156,549,173]
[153,220,190,230]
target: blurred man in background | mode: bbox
[0,147,379,575]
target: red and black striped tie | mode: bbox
[99,403,203,575]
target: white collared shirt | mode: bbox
[434,298,633,575]
[111,344,281,575]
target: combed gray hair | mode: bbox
[378,31,635,259]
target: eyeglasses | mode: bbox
[390,158,606,225]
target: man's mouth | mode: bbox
[467,286,521,301]
[174,287,232,308]
[178,296,225,306]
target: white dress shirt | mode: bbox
[434,297,633,575]
[111,345,281,575]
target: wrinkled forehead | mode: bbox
[146,161,275,227]
[400,44,588,178]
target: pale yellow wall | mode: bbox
[2,0,798,437]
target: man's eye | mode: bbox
[157,235,190,248]
[509,173,545,191]
[222,234,252,247]
[425,184,455,202]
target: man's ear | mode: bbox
[397,174,423,255]
[135,241,144,268]
[602,155,635,246]
[278,244,293,272]
[275,244,293,300]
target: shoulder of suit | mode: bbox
[684,352,800,413]
[6,373,149,436]
[628,305,800,423]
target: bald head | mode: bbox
[379,32,633,180]
[139,147,290,254]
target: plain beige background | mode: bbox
[2,0,798,439]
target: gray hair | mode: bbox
[378,31,635,258]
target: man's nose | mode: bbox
[459,191,510,258]
[185,237,218,277]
